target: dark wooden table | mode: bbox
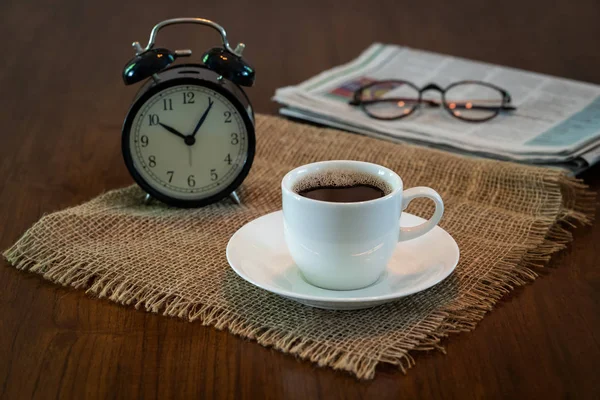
[1,0,599,398]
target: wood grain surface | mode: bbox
[1,0,599,398]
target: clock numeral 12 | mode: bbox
[183,92,195,104]
[148,114,159,126]
[163,98,173,111]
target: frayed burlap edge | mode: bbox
[3,175,595,380]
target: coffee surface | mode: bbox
[292,168,391,203]
[298,184,385,203]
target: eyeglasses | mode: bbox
[349,80,516,122]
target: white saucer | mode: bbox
[226,211,460,310]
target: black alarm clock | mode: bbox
[121,18,255,208]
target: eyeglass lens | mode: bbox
[444,83,503,121]
[360,81,420,119]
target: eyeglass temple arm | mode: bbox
[348,97,439,106]
[349,97,517,111]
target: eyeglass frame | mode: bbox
[349,79,517,122]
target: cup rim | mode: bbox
[281,160,403,206]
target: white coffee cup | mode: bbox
[281,160,444,290]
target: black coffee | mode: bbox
[298,184,385,202]
[293,169,391,203]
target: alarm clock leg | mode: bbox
[143,193,153,205]
[229,191,241,205]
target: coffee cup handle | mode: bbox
[399,187,444,242]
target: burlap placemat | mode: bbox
[4,115,594,379]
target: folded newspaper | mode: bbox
[274,43,600,175]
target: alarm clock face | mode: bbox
[123,79,254,206]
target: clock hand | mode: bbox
[191,97,214,138]
[158,122,186,140]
